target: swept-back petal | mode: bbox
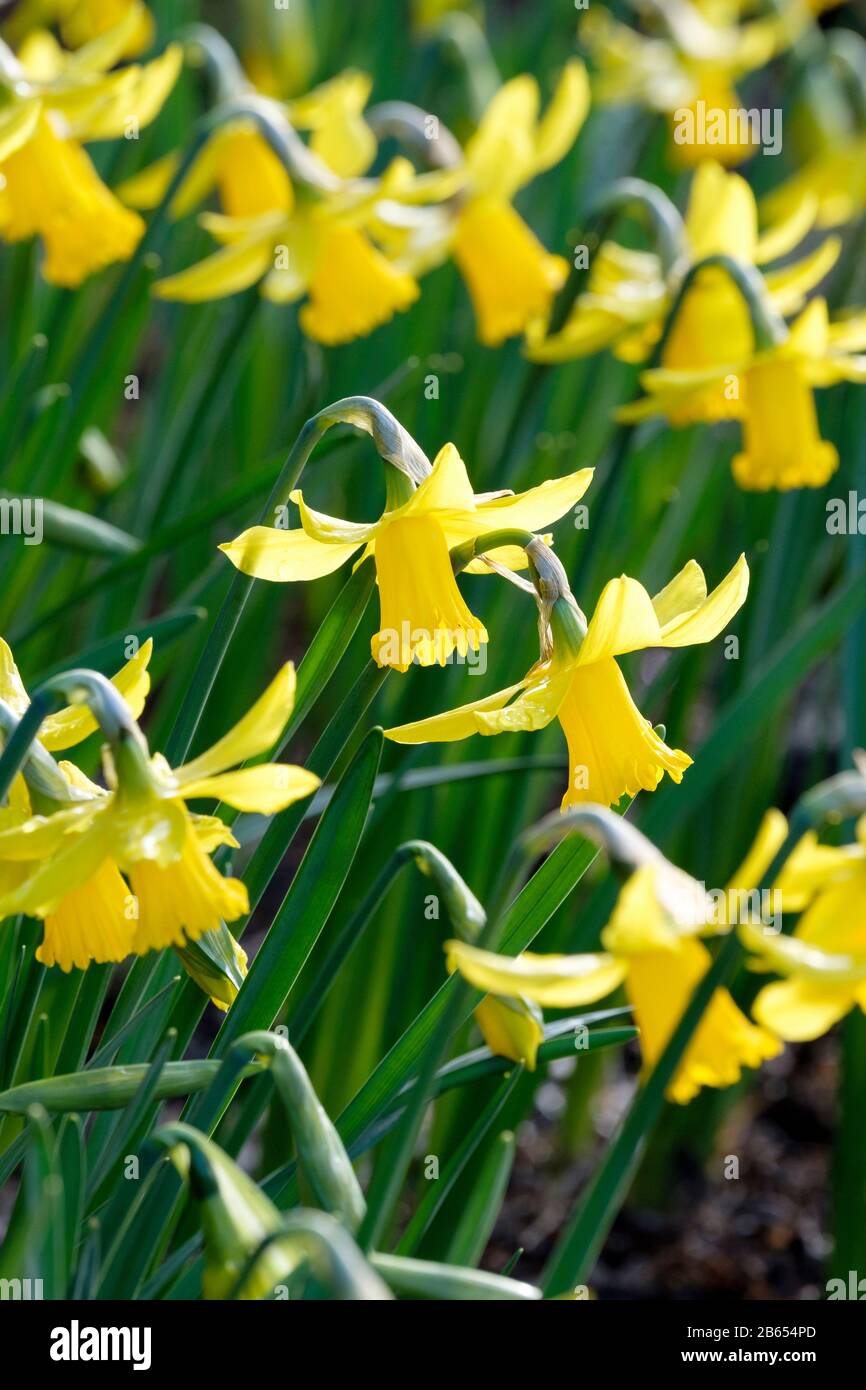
[176,664,297,783]
[219,525,363,581]
[752,977,855,1042]
[385,680,527,744]
[179,764,320,813]
[656,554,749,646]
[40,637,153,751]
[446,938,627,1008]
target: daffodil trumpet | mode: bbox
[369,62,590,344]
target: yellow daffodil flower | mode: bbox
[376,60,589,345]
[0,6,180,283]
[527,162,840,368]
[0,664,319,971]
[581,2,807,167]
[387,554,748,806]
[220,442,594,671]
[621,298,866,489]
[443,807,798,1104]
[153,156,421,343]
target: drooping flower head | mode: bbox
[387,543,749,809]
[373,61,589,344]
[0,663,318,971]
[526,162,839,371]
[221,438,594,672]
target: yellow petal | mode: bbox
[726,808,788,895]
[752,977,854,1042]
[219,526,362,581]
[465,75,539,199]
[475,664,573,734]
[656,554,749,646]
[0,812,110,916]
[0,100,41,164]
[464,467,594,537]
[117,149,180,210]
[179,764,320,813]
[532,59,590,176]
[405,442,476,516]
[473,995,544,1071]
[0,636,30,714]
[754,191,817,266]
[385,680,527,744]
[40,637,153,751]
[155,233,274,302]
[685,161,757,262]
[294,493,380,546]
[176,664,297,783]
[70,45,183,141]
[764,236,841,316]
[578,575,660,665]
[445,938,627,1008]
[651,559,707,629]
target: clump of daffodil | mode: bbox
[221,439,594,672]
[0,663,319,972]
[441,803,850,1103]
[580,1,809,168]
[622,297,866,490]
[371,60,589,345]
[387,540,748,808]
[0,5,180,284]
[527,162,840,371]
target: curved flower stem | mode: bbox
[0,669,135,804]
[164,396,427,766]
